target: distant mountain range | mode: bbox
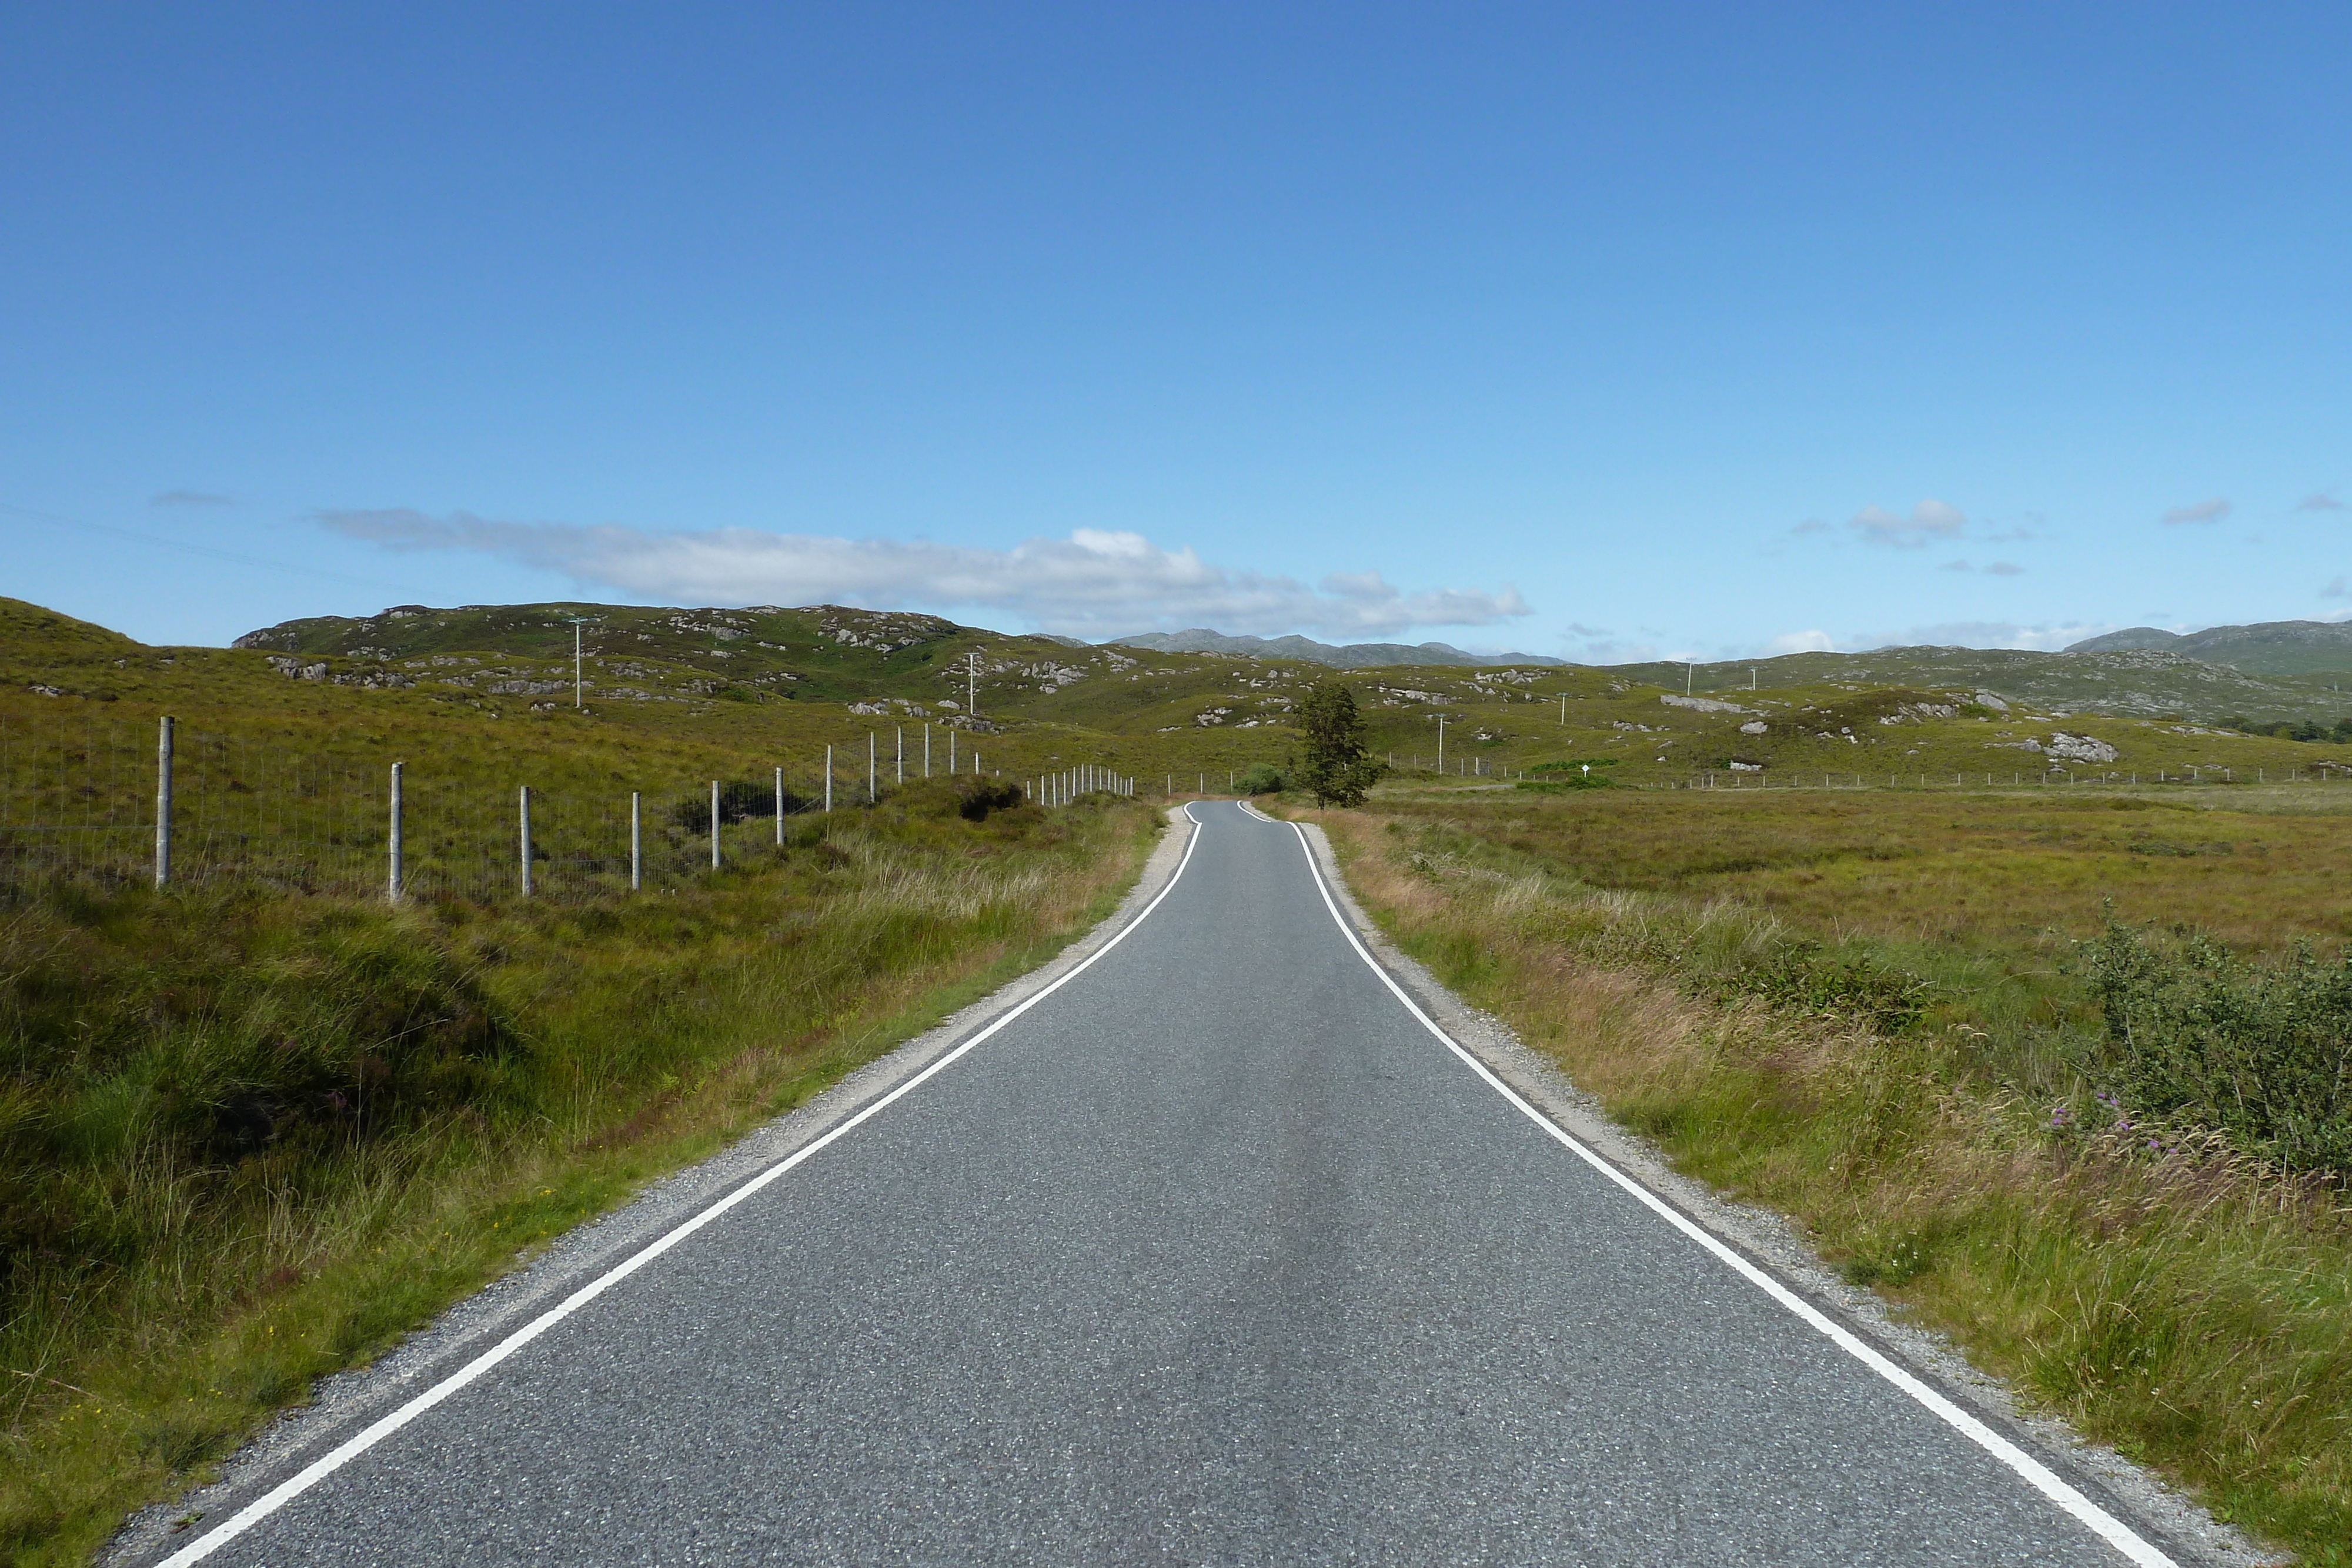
[1108,628,1567,668]
[2066,618,2352,677]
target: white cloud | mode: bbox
[315,510,1533,640]
[1849,499,1967,547]
[1857,620,2107,651]
[1765,629,1836,655]
[2160,497,2230,525]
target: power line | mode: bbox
[0,499,433,599]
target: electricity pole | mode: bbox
[562,614,598,708]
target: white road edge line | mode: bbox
[1281,815,2177,1568]
[157,809,1207,1567]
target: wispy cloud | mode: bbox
[2160,497,2230,525]
[2298,491,2346,513]
[1765,629,1835,655]
[2324,576,2349,600]
[1939,559,1972,573]
[1790,518,1832,536]
[151,489,232,507]
[315,509,1533,640]
[1857,619,2107,652]
[1850,499,1966,547]
[1984,561,2024,576]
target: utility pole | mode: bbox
[1437,714,1445,776]
[1559,693,1566,726]
[563,614,597,708]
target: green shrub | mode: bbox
[1236,762,1287,795]
[1521,758,1616,791]
[2079,921,2352,1171]
[1716,938,1930,1033]
[671,778,812,831]
[956,778,1027,820]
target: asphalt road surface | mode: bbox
[157,801,2176,1567]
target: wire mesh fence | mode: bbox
[0,713,858,902]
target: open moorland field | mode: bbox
[1305,779,2352,1563]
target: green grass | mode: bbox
[0,783,1161,1563]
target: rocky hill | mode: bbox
[2064,618,2352,677]
[1110,628,1566,668]
[1617,644,2347,726]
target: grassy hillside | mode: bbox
[11,596,2352,900]
[2069,617,2352,678]
[1613,643,2351,725]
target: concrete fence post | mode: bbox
[154,714,173,889]
[775,766,785,845]
[710,780,721,869]
[387,760,403,903]
[519,785,533,897]
[630,791,642,891]
[825,746,833,812]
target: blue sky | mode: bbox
[4,3,2348,660]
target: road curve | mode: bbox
[149,801,2176,1567]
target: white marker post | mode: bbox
[519,786,533,897]
[710,781,721,869]
[630,792,642,891]
[824,746,833,813]
[154,715,173,889]
[774,767,785,845]
[387,761,403,903]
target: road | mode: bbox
[155,801,2174,1566]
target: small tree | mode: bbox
[1298,680,1385,807]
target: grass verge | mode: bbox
[1308,797,2352,1565]
[1,784,1161,1563]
